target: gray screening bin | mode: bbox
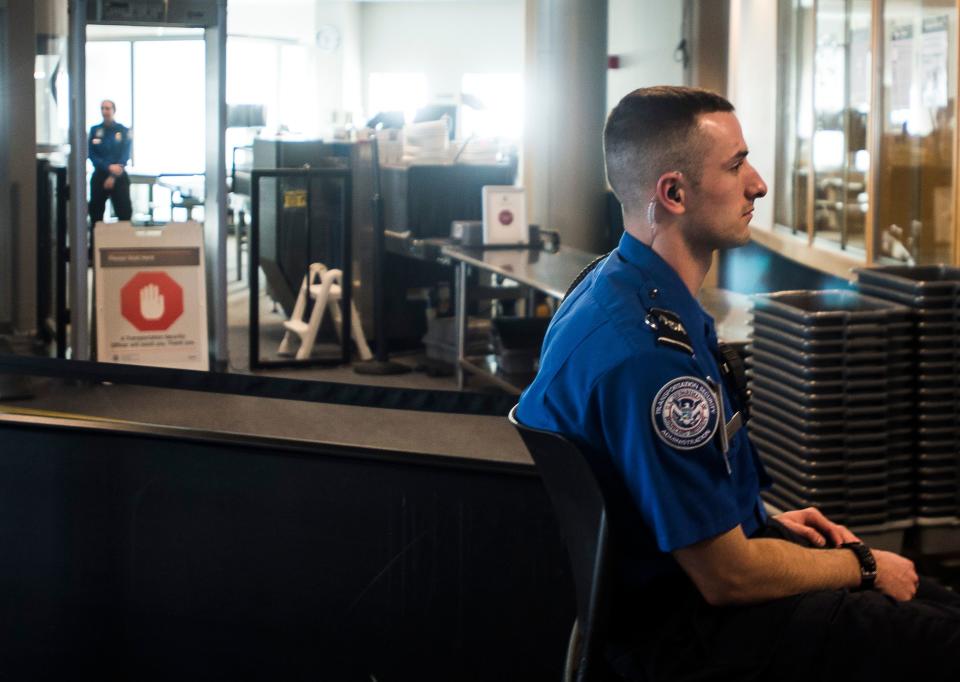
[749,290,914,531]
[854,266,960,527]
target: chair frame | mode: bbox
[508,406,613,682]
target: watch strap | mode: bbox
[841,541,877,591]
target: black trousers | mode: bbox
[89,170,132,226]
[611,521,960,681]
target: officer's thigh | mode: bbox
[111,173,132,220]
[89,176,108,224]
[624,578,960,682]
[772,578,960,682]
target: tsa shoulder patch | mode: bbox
[651,376,719,450]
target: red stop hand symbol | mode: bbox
[120,272,184,331]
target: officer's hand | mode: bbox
[873,549,918,601]
[103,175,116,190]
[776,507,859,547]
[108,163,123,176]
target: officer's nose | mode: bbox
[746,163,767,200]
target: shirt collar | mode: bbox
[615,231,715,342]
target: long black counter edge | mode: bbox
[0,354,517,417]
[0,407,538,477]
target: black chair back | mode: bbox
[509,406,611,682]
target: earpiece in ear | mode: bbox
[667,186,679,201]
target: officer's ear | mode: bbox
[655,172,685,216]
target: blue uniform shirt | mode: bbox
[518,231,771,588]
[88,121,132,173]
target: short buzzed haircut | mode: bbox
[102,99,116,110]
[603,86,734,213]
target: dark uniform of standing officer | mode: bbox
[88,99,132,226]
[517,86,960,681]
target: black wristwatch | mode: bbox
[841,542,877,591]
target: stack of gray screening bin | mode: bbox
[855,266,960,534]
[747,290,914,535]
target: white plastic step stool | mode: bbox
[278,263,373,361]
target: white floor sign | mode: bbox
[95,221,209,370]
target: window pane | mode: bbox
[132,40,205,173]
[227,37,279,130]
[279,44,317,135]
[460,73,523,141]
[877,1,956,264]
[85,41,132,137]
[368,73,427,124]
[810,0,871,253]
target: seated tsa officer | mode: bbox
[516,86,960,682]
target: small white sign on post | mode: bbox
[482,185,527,246]
[95,221,209,370]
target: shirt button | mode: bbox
[649,288,659,299]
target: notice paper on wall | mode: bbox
[95,221,209,370]
[889,23,914,113]
[921,15,949,109]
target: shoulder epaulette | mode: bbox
[645,307,694,355]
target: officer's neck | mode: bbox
[624,224,712,296]
[652,236,712,296]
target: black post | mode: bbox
[36,160,52,343]
[55,167,68,359]
[355,137,409,376]
[340,173,353,366]
[249,170,261,368]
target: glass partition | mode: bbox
[775,0,960,266]
[775,0,873,253]
[133,40,206,174]
[876,0,956,264]
[4,7,531,406]
[85,41,132,135]
[812,0,871,252]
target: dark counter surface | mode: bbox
[5,378,532,468]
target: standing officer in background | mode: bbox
[517,86,960,681]
[88,99,132,226]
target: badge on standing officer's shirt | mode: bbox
[115,131,122,141]
[651,376,719,450]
